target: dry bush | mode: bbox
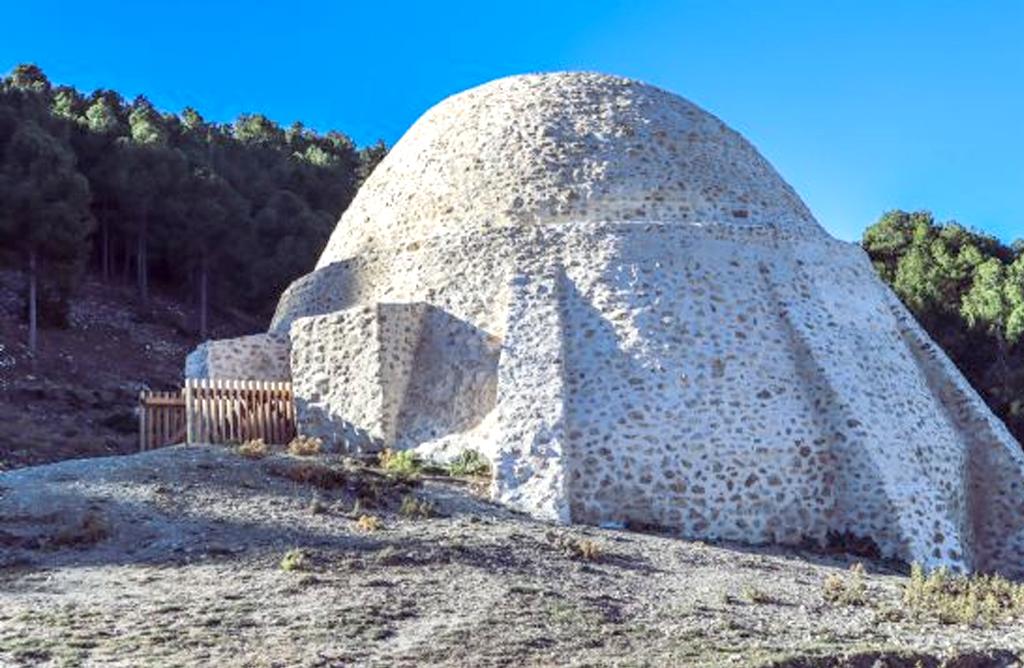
[269,462,346,490]
[49,513,110,549]
[237,438,269,459]
[288,435,323,456]
[823,563,868,606]
[399,495,437,519]
[547,531,602,561]
[903,563,1024,627]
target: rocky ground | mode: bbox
[1,445,1023,668]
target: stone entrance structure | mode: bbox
[187,72,1024,575]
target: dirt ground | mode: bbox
[0,269,257,471]
[1,445,1022,668]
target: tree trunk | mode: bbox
[123,238,132,283]
[101,218,110,281]
[199,254,209,339]
[137,226,149,306]
[28,249,38,374]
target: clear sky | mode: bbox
[2,0,1021,242]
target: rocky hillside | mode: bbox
[0,269,258,470]
[1,444,1022,667]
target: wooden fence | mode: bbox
[139,390,187,451]
[184,379,296,446]
[139,379,296,451]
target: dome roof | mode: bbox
[317,72,823,267]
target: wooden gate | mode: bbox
[139,390,187,451]
[184,378,296,446]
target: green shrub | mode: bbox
[447,450,492,477]
[280,548,309,572]
[379,449,422,480]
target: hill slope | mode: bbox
[0,269,257,470]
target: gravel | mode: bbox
[1,446,1022,667]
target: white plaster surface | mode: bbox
[191,72,1024,575]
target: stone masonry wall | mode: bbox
[184,332,290,381]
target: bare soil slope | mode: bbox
[0,270,256,470]
[1,446,1022,668]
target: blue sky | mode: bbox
[2,0,1021,242]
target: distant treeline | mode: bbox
[0,62,386,342]
[863,211,1024,444]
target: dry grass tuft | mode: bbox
[823,563,868,606]
[743,587,775,604]
[49,513,110,549]
[237,438,269,459]
[269,462,346,490]
[356,514,384,532]
[399,495,437,519]
[547,531,602,561]
[287,435,323,456]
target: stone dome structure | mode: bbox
[315,72,823,264]
[188,72,1024,576]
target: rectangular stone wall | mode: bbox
[289,307,384,452]
[184,332,291,381]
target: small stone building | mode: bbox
[187,72,1024,575]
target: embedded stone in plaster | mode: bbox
[185,332,290,381]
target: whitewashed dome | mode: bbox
[316,71,823,268]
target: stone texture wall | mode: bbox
[269,219,1024,575]
[184,332,290,381]
[315,72,822,267]
[289,306,387,452]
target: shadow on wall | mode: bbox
[293,302,502,454]
[271,258,366,333]
[392,304,502,449]
[293,395,384,453]
[560,270,673,528]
